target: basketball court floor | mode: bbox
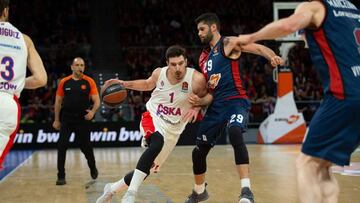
[0,145,359,203]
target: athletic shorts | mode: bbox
[196,98,251,146]
[302,95,360,166]
[139,111,180,173]
[0,92,21,167]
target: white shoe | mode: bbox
[96,183,114,203]
[121,190,137,203]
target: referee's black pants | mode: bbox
[57,120,96,179]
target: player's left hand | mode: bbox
[183,107,200,123]
[84,110,95,120]
[270,55,284,67]
[188,93,202,106]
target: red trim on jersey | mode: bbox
[0,95,21,167]
[231,60,248,99]
[140,111,155,139]
[199,49,210,81]
[313,28,344,99]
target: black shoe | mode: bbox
[56,178,66,185]
[239,187,254,203]
[91,168,98,180]
[184,183,209,203]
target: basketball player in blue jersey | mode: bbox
[184,13,283,203]
[238,1,360,202]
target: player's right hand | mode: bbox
[52,120,61,130]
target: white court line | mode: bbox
[0,151,35,184]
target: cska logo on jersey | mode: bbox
[81,85,86,90]
[157,104,181,116]
[208,73,221,90]
[181,82,188,92]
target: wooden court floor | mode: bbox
[0,145,359,203]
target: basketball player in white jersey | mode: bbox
[96,45,209,203]
[0,0,47,169]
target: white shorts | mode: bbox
[139,111,182,173]
[0,92,21,167]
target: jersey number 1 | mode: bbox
[169,92,174,103]
[1,56,15,81]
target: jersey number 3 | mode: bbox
[0,56,15,81]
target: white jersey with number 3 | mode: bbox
[0,22,27,98]
[146,66,194,137]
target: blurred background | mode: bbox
[8,0,359,148]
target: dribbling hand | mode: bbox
[104,79,126,88]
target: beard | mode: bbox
[200,32,213,44]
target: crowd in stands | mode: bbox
[10,0,322,124]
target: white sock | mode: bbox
[111,178,128,193]
[241,178,251,188]
[194,183,205,194]
[128,169,147,192]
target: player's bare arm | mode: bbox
[223,36,283,67]
[238,1,325,45]
[188,71,213,107]
[23,34,47,89]
[241,43,284,67]
[184,70,210,123]
[106,68,161,92]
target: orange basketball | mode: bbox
[100,80,127,108]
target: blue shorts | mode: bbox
[196,99,251,146]
[302,95,360,166]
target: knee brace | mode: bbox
[192,144,212,175]
[228,126,249,165]
[136,131,164,174]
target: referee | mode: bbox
[53,57,100,185]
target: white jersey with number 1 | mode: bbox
[146,66,194,139]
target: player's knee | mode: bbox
[228,126,249,165]
[228,126,244,147]
[148,131,164,154]
[192,145,212,175]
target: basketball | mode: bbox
[101,80,127,108]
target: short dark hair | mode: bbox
[195,13,220,31]
[165,45,187,61]
[0,0,9,16]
